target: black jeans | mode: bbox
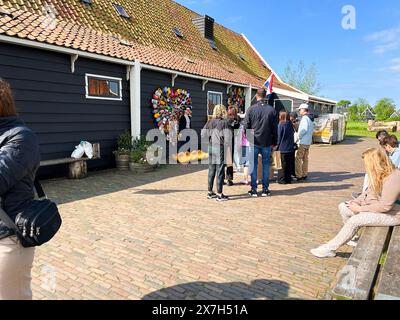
[208,146,225,194]
[278,152,295,183]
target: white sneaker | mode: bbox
[347,235,359,247]
[310,246,336,258]
[347,240,358,247]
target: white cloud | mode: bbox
[379,58,400,73]
[365,26,400,54]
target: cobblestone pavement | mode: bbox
[32,137,374,300]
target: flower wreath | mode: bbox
[227,87,245,113]
[151,87,192,134]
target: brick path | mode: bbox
[32,137,374,300]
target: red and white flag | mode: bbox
[263,73,275,95]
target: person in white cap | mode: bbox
[295,103,314,181]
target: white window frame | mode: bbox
[85,73,123,101]
[207,91,223,116]
[274,99,294,112]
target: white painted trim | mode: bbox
[241,33,325,98]
[85,73,123,101]
[0,34,253,89]
[241,33,283,83]
[274,87,308,101]
[126,65,131,81]
[244,85,252,112]
[226,84,232,94]
[172,74,178,87]
[70,54,78,73]
[308,94,337,105]
[130,60,142,138]
[274,99,294,112]
[202,79,209,91]
[0,34,135,66]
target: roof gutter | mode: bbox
[0,34,250,88]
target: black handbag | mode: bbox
[0,179,62,248]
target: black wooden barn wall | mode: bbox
[0,42,130,175]
[140,69,228,138]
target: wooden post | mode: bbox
[69,160,87,179]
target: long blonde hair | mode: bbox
[363,148,395,195]
[212,104,227,119]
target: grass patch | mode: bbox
[346,121,400,139]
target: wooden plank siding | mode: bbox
[0,43,130,175]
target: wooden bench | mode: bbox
[375,226,400,300]
[40,143,101,179]
[332,226,400,300]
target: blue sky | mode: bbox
[175,0,400,107]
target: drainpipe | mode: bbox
[130,60,142,138]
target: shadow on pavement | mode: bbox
[308,171,364,183]
[142,279,294,300]
[41,164,208,205]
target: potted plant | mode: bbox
[114,130,132,170]
[129,136,160,173]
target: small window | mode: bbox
[173,27,184,38]
[80,0,92,5]
[239,53,246,61]
[85,74,122,100]
[207,91,223,117]
[113,3,130,18]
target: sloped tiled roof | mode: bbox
[0,0,296,91]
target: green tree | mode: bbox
[337,99,352,114]
[350,98,371,121]
[282,60,322,95]
[337,100,351,108]
[374,98,396,121]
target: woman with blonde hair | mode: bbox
[202,104,230,202]
[311,148,400,258]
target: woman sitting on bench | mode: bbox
[311,148,400,258]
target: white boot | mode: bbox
[311,245,336,258]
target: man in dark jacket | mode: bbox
[244,88,277,197]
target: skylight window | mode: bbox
[0,8,13,18]
[239,53,246,61]
[113,3,130,19]
[209,39,218,51]
[173,28,184,39]
[80,0,92,5]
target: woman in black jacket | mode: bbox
[0,79,40,300]
[277,111,295,184]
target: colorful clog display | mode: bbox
[151,87,192,134]
[227,87,245,112]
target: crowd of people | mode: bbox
[2,75,400,300]
[203,88,315,202]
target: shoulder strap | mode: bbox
[34,178,47,200]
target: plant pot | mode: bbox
[129,162,157,173]
[114,153,130,171]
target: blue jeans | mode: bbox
[250,146,272,191]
